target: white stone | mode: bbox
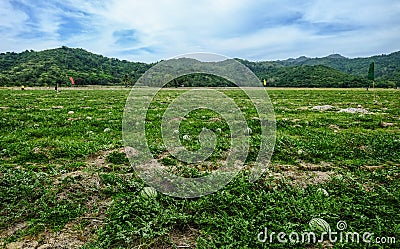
[311,105,333,111]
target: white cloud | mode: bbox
[0,0,399,62]
[303,0,400,26]
[0,1,28,36]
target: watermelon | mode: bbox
[309,218,330,233]
[316,188,329,197]
[140,186,158,199]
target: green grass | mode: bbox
[0,88,399,248]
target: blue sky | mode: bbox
[0,0,399,62]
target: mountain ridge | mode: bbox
[0,47,399,88]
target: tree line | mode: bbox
[0,47,398,88]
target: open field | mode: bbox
[0,88,399,248]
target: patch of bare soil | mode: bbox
[4,207,110,249]
[363,165,385,171]
[169,226,200,249]
[267,162,336,188]
[267,171,334,188]
[3,173,112,249]
[86,147,128,171]
[1,222,28,239]
[34,197,111,249]
[137,226,200,249]
[32,146,55,158]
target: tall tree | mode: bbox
[368,62,375,81]
[123,74,130,87]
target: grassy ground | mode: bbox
[0,88,399,248]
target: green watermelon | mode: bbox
[309,218,330,233]
[140,186,158,199]
[316,188,329,197]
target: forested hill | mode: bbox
[0,46,399,88]
[276,51,400,81]
[238,51,400,88]
[0,46,150,86]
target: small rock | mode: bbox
[103,128,111,133]
[6,242,24,249]
[183,135,190,140]
[329,124,340,131]
[380,122,395,128]
[338,108,369,114]
[312,105,334,111]
[86,116,92,120]
[37,244,52,249]
[68,111,74,115]
[24,241,38,249]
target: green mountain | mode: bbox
[237,51,400,88]
[240,62,367,88]
[0,46,150,87]
[0,47,399,88]
[276,51,400,82]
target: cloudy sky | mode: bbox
[1,0,399,62]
